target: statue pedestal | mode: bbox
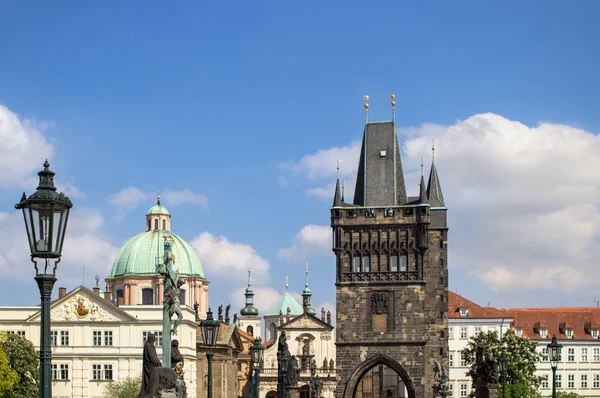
[156,368,187,398]
[286,386,301,398]
[475,384,498,398]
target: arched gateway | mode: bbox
[331,117,449,398]
[344,355,415,398]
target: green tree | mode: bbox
[555,392,579,398]
[0,342,19,396]
[462,329,542,398]
[103,376,141,398]
[0,332,39,398]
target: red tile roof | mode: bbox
[448,292,509,319]
[505,307,600,340]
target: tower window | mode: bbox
[270,323,277,341]
[390,254,398,272]
[162,219,166,230]
[400,255,408,272]
[247,326,254,337]
[142,288,154,305]
[353,256,361,272]
[179,289,186,306]
[363,255,371,272]
[154,219,158,230]
[147,219,151,231]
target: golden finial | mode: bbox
[157,190,161,205]
[337,160,343,179]
[391,93,396,122]
[306,261,309,273]
[364,95,369,124]
[285,275,289,292]
[432,137,436,160]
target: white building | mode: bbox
[448,292,600,398]
[0,285,198,398]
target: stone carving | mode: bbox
[157,239,185,336]
[467,342,499,398]
[51,294,119,322]
[371,292,389,314]
[218,304,223,321]
[225,304,231,324]
[433,360,449,398]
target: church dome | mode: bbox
[147,203,170,215]
[109,230,204,278]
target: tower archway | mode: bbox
[344,355,415,398]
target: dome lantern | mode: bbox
[146,193,171,232]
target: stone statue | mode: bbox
[193,302,199,319]
[171,339,184,371]
[329,359,334,372]
[326,311,331,325]
[286,355,300,387]
[157,239,185,336]
[233,313,238,324]
[321,307,326,321]
[218,304,224,321]
[225,304,231,324]
[433,360,449,398]
[139,333,161,398]
[467,342,499,398]
[310,365,324,398]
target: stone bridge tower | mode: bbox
[332,106,448,398]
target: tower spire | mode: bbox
[391,94,396,122]
[240,261,259,316]
[333,160,344,207]
[157,190,161,206]
[342,180,346,202]
[302,262,316,316]
[364,95,369,125]
[427,138,446,207]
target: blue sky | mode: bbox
[1,1,600,313]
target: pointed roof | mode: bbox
[427,159,445,207]
[302,263,316,316]
[353,122,407,206]
[240,266,259,316]
[280,312,334,331]
[333,178,343,207]
[419,175,427,204]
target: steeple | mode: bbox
[333,160,344,207]
[302,262,316,316]
[427,139,446,207]
[419,158,427,203]
[240,264,259,316]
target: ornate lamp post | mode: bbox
[200,308,221,398]
[499,353,508,398]
[250,337,264,398]
[15,160,73,398]
[548,335,563,398]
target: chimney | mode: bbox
[117,296,124,306]
[58,287,66,299]
[104,291,112,303]
[93,287,100,296]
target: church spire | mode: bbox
[419,158,427,203]
[427,138,446,207]
[240,263,259,316]
[302,262,316,316]
[333,160,344,207]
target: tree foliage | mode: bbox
[555,392,579,398]
[0,332,38,398]
[103,376,142,398]
[462,329,542,398]
[0,340,19,397]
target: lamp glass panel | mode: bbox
[22,208,35,254]
[32,203,52,254]
[52,205,68,254]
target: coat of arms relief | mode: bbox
[51,294,119,322]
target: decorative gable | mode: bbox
[280,313,334,331]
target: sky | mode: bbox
[1,1,600,316]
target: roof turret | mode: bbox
[302,262,316,316]
[240,265,259,316]
[426,140,446,207]
[147,193,170,215]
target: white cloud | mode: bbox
[277,225,332,263]
[0,105,55,188]
[231,286,282,317]
[287,113,600,294]
[306,179,356,201]
[189,232,271,285]
[0,207,119,286]
[161,188,208,208]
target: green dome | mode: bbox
[109,230,203,278]
[147,203,170,215]
[266,292,303,316]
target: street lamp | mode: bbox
[15,160,72,398]
[280,352,288,398]
[547,335,563,398]
[200,308,221,398]
[499,353,508,398]
[250,337,264,398]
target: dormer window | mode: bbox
[515,328,523,337]
[566,328,573,339]
[592,329,599,339]
[459,308,468,317]
[540,328,548,338]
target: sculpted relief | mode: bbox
[51,294,120,322]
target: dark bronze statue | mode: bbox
[139,333,161,398]
[433,360,449,398]
[467,342,499,398]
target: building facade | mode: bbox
[332,113,448,398]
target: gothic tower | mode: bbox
[332,102,448,398]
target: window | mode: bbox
[93,331,102,346]
[594,374,600,388]
[460,327,468,339]
[400,255,408,272]
[270,323,277,341]
[51,330,58,346]
[542,348,549,362]
[142,331,163,347]
[162,219,166,230]
[449,353,453,367]
[51,364,57,380]
[247,326,254,337]
[581,374,588,388]
[390,254,398,272]
[556,374,562,388]
[568,348,575,362]
[439,258,444,268]
[475,327,481,336]
[92,364,102,380]
[104,331,113,346]
[460,383,468,397]
[448,384,453,397]
[460,352,466,367]
[142,288,154,305]
[7,330,25,337]
[515,328,522,337]
[58,364,69,380]
[353,256,361,272]
[593,348,600,362]
[60,331,69,346]
[592,329,599,339]
[566,328,573,338]
[459,308,468,317]
[104,365,113,380]
[568,374,575,389]
[540,327,547,338]
[179,289,186,306]
[541,374,549,389]
[154,219,158,230]
[363,255,370,272]
[147,219,151,230]
[448,327,454,340]
[582,348,588,362]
